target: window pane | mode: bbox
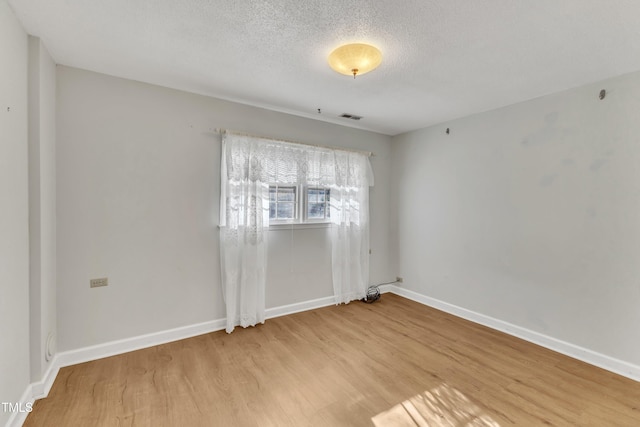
[277,202,295,219]
[307,190,316,204]
[306,188,330,220]
[308,202,325,219]
[278,187,296,201]
[268,185,299,221]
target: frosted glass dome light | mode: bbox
[328,43,382,78]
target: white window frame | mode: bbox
[268,184,331,226]
[269,185,298,222]
[304,187,331,223]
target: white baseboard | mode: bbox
[5,384,34,427]
[265,295,335,319]
[53,295,336,371]
[388,284,640,382]
[14,285,639,427]
[55,318,228,369]
[30,360,59,400]
[378,284,395,294]
[11,293,337,426]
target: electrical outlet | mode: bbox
[396,276,404,283]
[90,277,108,288]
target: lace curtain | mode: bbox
[329,151,373,304]
[219,132,374,333]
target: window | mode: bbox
[269,185,297,220]
[268,185,330,223]
[306,188,330,221]
[221,131,373,314]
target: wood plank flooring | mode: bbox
[24,294,640,426]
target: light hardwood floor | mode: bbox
[25,294,640,426]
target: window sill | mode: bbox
[268,222,331,230]
[217,222,331,230]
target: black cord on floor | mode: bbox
[362,279,399,303]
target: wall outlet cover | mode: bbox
[90,277,108,288]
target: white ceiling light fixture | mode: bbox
[328,43,382,78]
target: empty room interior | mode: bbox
[3,1,640,426]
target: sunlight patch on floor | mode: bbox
[372,383,500,426]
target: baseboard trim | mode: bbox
[388,284,640,382]
[30,360,59,400]
[265,295,335,319]
[54,296,337,370]
[17,284,639,426]
[378,284,395,294]
[5,384,34,427]
[55,317,228,369]
[14,293,337,422]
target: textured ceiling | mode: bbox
[9,0,640,135]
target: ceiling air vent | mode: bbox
[340,113,363,121]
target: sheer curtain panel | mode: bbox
[330,151,374,304]
[219,134,269,333]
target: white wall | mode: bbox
[0,1,30,424]
[266,226,333,307]
[28,36,57,383]
[57,66,393,351]
[392,71,640,366]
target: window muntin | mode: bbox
[269,185,297,221]
[306,188,330,221]
[268,185,331,224]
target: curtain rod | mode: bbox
[214,128,374,157]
